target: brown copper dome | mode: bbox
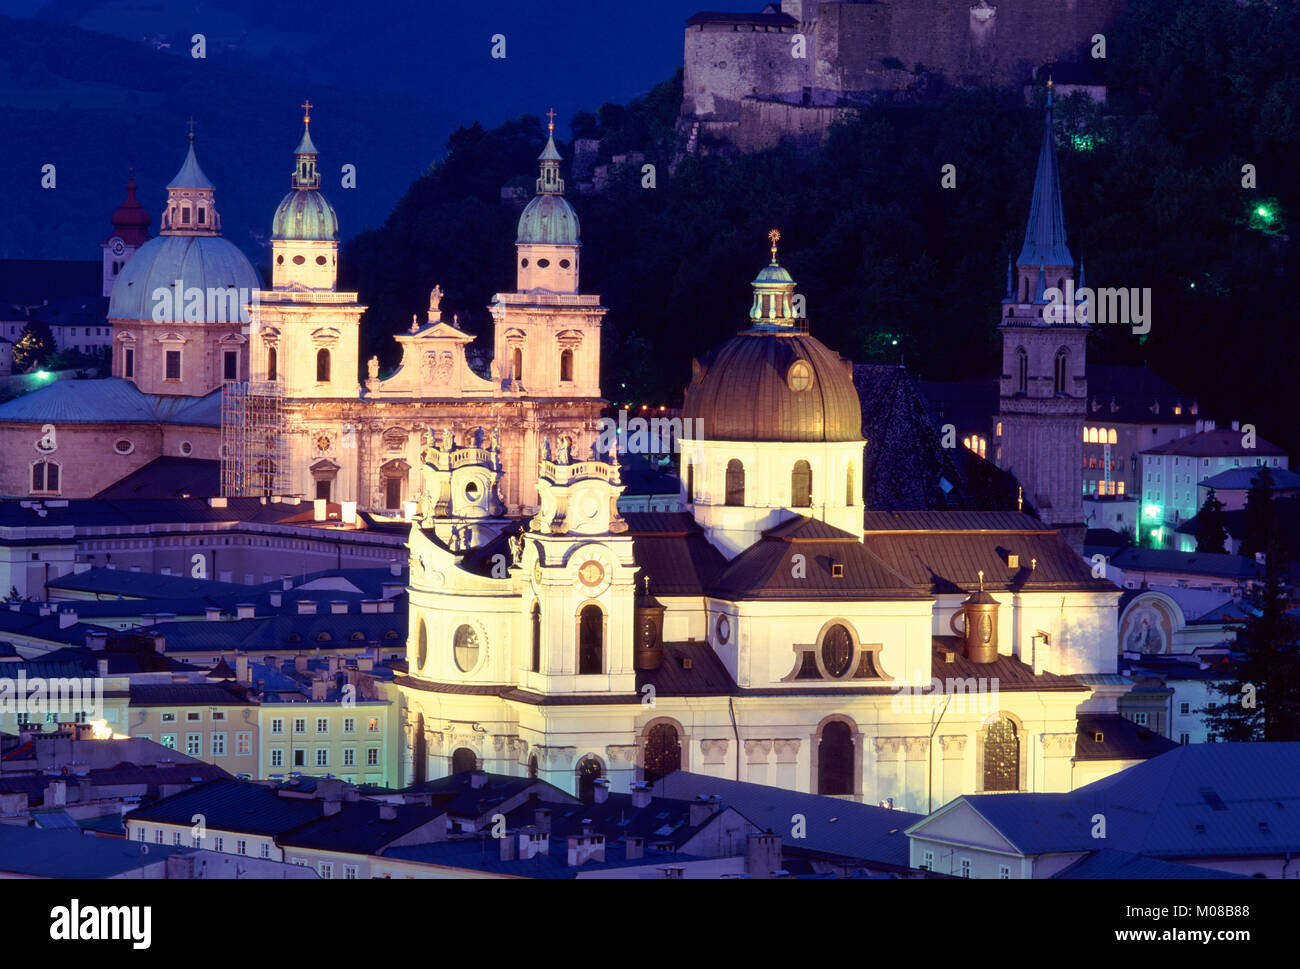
[683,331,863,442]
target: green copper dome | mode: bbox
[108,234,261,321]
[272,189,338,241]
[517,193,580,245]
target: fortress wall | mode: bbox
[683,24,807,121]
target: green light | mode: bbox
[1143,503,1162,520]
[1257,205,1272,219]
[35,370,50,379]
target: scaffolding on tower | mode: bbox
[220,380,289,497]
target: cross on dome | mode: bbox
[546,108,556,134]
[768,228,781,264]
[302,99,313,126]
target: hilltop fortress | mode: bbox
[679,0,1124,151]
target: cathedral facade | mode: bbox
[396,240,1123,812]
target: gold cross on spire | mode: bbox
[187,117,196,141]
[768,228,781,263]
[546,108,556,134]
[302,99,313,126]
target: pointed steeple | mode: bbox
[161,124,219,235]
[291,100,321,190]
[1017,81,1073,269]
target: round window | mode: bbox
[464,480,481,502]
[821,624,854,678]
[315,255,327,265]
[292,255,305,265]
[787,360,814,392]
[179,441,193,456]
[453,624,480,672]
[716,614,731,644]
[113,439,133,455]
[559,258,570,269]
[537,258,550,268]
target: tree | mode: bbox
[12,321,55,372]
[1205,534,1300,741]
[1194,487,1229,553]
[1240,466,1277,560]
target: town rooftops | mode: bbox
[1075,713,1179,761]
[1051,848,1245,879]
[1198,466,1300,491]
[94,456,222,500]
[0,824,193,877]
[125,778,328,836]
[1106,546,1260,580]
[1142,428,1285,458]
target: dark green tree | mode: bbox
[1240,466,1277,560]
[1194,487,1229,553]
[1205,534,1300,741]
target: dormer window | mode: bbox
[197,207,205,224]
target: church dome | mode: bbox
[517,192,580,245]
[272,188,338,241]
[684,330,862,442]
[108,234,261,321]
[107,172,152,247]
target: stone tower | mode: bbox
[997,84,1087,526]
[101,171,151,298]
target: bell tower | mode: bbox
[997,81,1087,527]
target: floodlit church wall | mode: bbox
[0,420,164,499]
[1014,591,1119,676]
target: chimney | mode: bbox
[470,770,488,788]
[745,833,782,878]
[534,807,552,834]
[269,590,282,608]
[235,655,249,684]
[45,779,67,808]
[625,835,644,861]
[566,833,606,866]
[361,599,379,614]
[499,830,517,861]
[518,827,549,860]
[294,655,309,673]
[389,560,402,577]
[282,574,293,590]
[313,498,328,521]
[690,794,721,827]
[297,600,317,615]
[630,782,652,809]
[342,500,357,525]
[236,603,255,620]
[379,803,397,821]
[322,797,343,817]
[85,631,108,651]
[330,600,348,615]
[358,655,374,672]
[205,606,222,622]
[58,608,77,629]
[311,680,328,701]
[592,777,609,804]
[96,658,109,677]
[377,600,395,614]
[381,582,403,600]
[152,634,166,654]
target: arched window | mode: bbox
[791,460,812,507]
[267,347,277,381]
[530,602,541,673]
[413,713,427,785]
[644,723,682,783]
[1108,428,1118,445]
[1020,275,1029,302]
[686,462,694,503]
[1016,347,1028,394]
[578,605,602,675]
[576,756,603,802]
[31,461,60,494]
[821,624,854,678]
[511,347,523,383]
[724,459,745,506]
[846,463,855,506]
[451,747,477,775]
[983,717,1020,792]
[818,721,854,795]
[528,754,539,779]
[1054,349,1068,395]
[416,619,427,670]
[316,348,330,383]
[560,348,573,382]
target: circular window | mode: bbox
[113,439,134,455]
[464,480,481,502]
[787,360,814,392]
[716,614,731,644]
[276,255,284,265]
[559,258,570,269]
[520,258,529,268]
[453,624,480,672]
[821,624,854,678]
[315,255,327,265]
[537,258,550,268]
[292,255,305,265]
[179,441,193,456]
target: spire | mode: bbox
[107,168,151,247]
[291,100,321,190]
[162,127,219,235]
[536,108,565,195]
[749,229,799,329]
[1016,81,1073,269]
[1004,255,1014,299]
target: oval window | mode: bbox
[537,258,550,268]
[416,620,428,668]
[520,258,529,268]
[315,255,327,265]
[292,255,305,265]
[464,480,481,502]
[716,614,730,643]
[559,258,570,269]
[113,439,133,455]
[821,624,853,678]
[276,255,284,265]
[179,441,193,456]
[453,624,479,672]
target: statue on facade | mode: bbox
[410,314,420,334]
[490,425,501,453]
[508,532,524,566]
[440,427,454,452]
[556,436,571,465]
[429,284,443,316]
[367,356,379,380]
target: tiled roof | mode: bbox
[277,801,444,854]
[125,778,324,836]
[94,457,222,499]
[1086,365,1201,425]
[1075,713,1179,761]
[1199,467,1300,491]
[128,683,253,706]
[627,514,726,596]
[638,641,738,696]
[1107,546,1260,579]
[1052,849,1245,878]
[1143,429,1285,457]
[380,836,705,878]
[686,11,798,26]
[0,825,194,877]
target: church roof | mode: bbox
[0,379,222,427]
[107,233,261,321]
[167,142,214,190]
[1016,96,1073,268]
[624,513,727,596]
